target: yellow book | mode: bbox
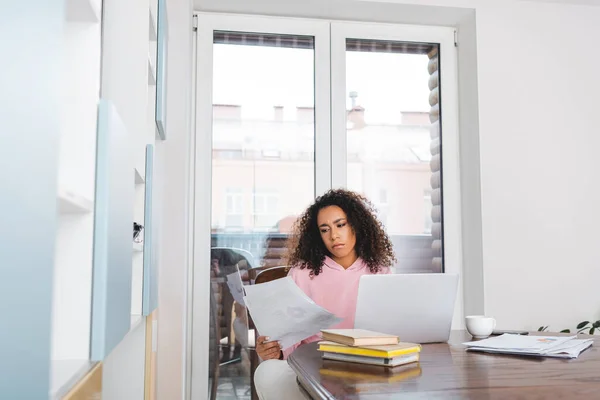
[318,340,421,358]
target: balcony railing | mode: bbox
[210,232,440,274]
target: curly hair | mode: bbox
[286,189,396,276]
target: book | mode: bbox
[463,334,594,359]
[320,329,399,346]
[322,351,420,367]
[318,340,421,358]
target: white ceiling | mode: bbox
[196,0,600,10]
[194,0,473,27]
[520,0,600,6]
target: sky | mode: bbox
[212,43,431,125]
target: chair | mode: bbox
[212,246,256,269]
[208,283,220,400]
[247,233,289,284]
[260,234,289,269]
[210,248,253,365]
[254,265,289,285]
[248,266,289,400]
[210,248,255,398]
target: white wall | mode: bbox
[157,0,600,397]
[472,0,600,331]
[102,320,146,399]
[363,0,600,331]
[456,10,484,319]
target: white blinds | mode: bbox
[428,47,443,271]
[213,31,314,49]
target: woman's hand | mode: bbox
[256,336,282,360]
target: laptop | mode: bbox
[354,273,459,343]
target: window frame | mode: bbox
[192,14,463,400]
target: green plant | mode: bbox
[538,320,600,335]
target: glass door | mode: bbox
[193,14,330,400]
[193,15,460,400]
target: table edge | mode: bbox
[288,352,335,400]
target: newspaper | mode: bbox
[464,334,593,359]
[243,277,342,349]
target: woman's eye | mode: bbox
[337,223,346,228]
[320,229,328,234]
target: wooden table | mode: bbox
[287,331,600,399]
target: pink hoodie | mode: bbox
[281,256,390,359]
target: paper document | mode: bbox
[464,334,593,358]
[226,271,246,307]
[243,277,342,349]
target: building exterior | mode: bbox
[211,104,434,235]
[210,104,438,273]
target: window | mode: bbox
[253,191,279,228]
[375,188,389,227]
[225,188,244,228]
[424,189,433,234]
[334,26,450,274]
[211,29,317,234]
[343,39,436,238]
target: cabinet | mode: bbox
[0,0,164,398]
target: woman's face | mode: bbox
[317,205,357,265]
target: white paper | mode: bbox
[226,271,246,307]
[464,334,593,358]
[545,339,593,357]
[243,277,342,349]
[464,334,576,351]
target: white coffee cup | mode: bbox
[465,315,496,338]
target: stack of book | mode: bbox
[317,329,421,367]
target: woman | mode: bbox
[253,189,396,400]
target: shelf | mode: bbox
[57,187,94,214]
[135,166,145,184]
[133,242,144,253]
[148,54,156,86]
[66,0,101,23]
[149,8,157,41]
